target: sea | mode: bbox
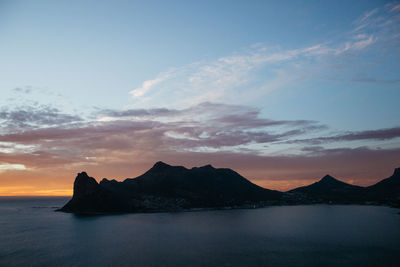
[0,197,399,267]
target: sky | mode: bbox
[0,0,400,195]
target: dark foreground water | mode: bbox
[0,197,399,267]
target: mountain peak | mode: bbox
[73,172,100,197]
[201,164,214,169]
[75,172,95,185]
[75,172,96,184]
[320,174,336,182]
[149,161,171,172]
[100,178,109,183]
[154,161,170,167]
[77,171,89,178]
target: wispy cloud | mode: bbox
[336,35,375,54]
[0,105,82,132]
[0,103,321,151]
[0,101,397,169]
[354,3,400,37]
[128,4,399,108]
[127,45,331,107]
[0,101,399,190]
[130,73,171,99]
[0,163,26,173]
[353,8,380,32]
[284,127,400,145]
[13,86,33,94]
[388,3,400,12]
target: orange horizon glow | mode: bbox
[1,1,400,201]
[0,186,72,197]
[0,164,393,197]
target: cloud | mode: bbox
[1,3,400,194]
[284,127,400,145]
[0,102,325,189]
[13,87,33,94]
[352,35,375,49]
[0,103,320,152]
[354,3,400,35]
[0,102,399,191]
[99,107,180,119]
[0,105,82,132]
[354,8,379,30]
[0,101,397,170]
[0,163,26,173]
[389,3,400,12]
[130,73,170,98]
[349,77,400,84]
[126,4,400,108]
[338,35,375,53]
[1,102,397,174]
[127,44,335,107]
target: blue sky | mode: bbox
[0,0,399,194]
[1,0,399,128]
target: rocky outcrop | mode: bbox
[59,172,130,213]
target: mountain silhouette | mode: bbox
[59,165,400,214]
[365,168,400,203]
[60,172,130,213]
[289,174,362,194]
[288,174,364,203]
[60,162,281,214]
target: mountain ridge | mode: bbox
[61,161,281,214]
[59,162,400,214]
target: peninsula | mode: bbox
[59,162,400,214]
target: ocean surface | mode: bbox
[0,197,399,267]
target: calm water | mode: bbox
[0,197,399,267]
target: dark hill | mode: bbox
[60,162,281,214]
[59,165,400,214]
[288,174,363,203]
[101,161,282,208]
[365,168,400,204]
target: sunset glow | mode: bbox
[0,1,399,195]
